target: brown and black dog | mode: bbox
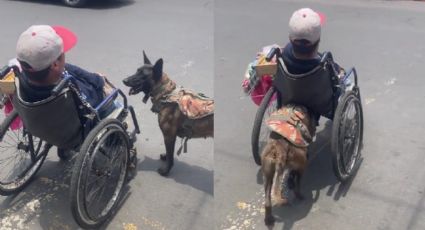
[261,105,315,227]
[123,51,213,176]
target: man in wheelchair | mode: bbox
[247,8,360,189]
[281,8,346,124]
[11,25,139,163]
[12,25,124,158]
[244,8,346,126]
[14,25,112,110]
[0,25,141,228]
[284,8,344,74]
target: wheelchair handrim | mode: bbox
[338,95,362,175]
[83,127,128,220]
[72,121,129,227]
[0,123,44,191]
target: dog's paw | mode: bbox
[159,154,167,161]
[264,215,275,227]
[157,165,171,176]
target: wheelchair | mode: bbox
[251,48,363,182]
[0,66,140,228]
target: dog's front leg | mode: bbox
[157,135,176,176]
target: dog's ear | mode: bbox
[153,58,163,81]
[143,50,151,65]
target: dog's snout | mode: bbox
[122,77,131,86]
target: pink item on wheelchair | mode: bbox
[250,75,275,106]
[4,100,22,130]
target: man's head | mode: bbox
[16,25,77,85]
[288,8,322,56]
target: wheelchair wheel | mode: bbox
[0,110,46,196]
[331,91,363,182]
[251,87,278,165]
[70,118,129,229]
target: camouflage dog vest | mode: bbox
[266,104,314,147]
[165,89,214,120]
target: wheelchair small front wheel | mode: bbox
[331,91,363,182]
[0,110,46,196]
[251,87,278,166]
[70,119,129,229]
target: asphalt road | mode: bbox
[215,0,425,230]
[2,0,425,230]
[0,0,213,229]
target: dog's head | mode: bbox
[123,51,163,103]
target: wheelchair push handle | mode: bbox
[320,52,334,64]
[0,65,20,79]
[265,47,282,62]
[0,66,12,78]
[52,75,72,96]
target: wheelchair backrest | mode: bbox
[12,78,83,149]
[273,57,335,118]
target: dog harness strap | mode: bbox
[176,137,189,155]
[149,73,178,114]
[266,105,312,147]
[150,74,177,102]
[150,78,170,98]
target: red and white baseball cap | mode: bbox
[289,8,324,44]
[16,25,77,71]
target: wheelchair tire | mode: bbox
[251,87,278,166]
[70,118,129,229]
[0,110,46,196]
[331,91,363,182]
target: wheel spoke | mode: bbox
[342,97,361,173]
[73,121,130,225]
[332,93,363,181]
[86,174,108,202]
[0,112,45,192]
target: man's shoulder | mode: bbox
[64,63,104,89]
[65,63,85,72]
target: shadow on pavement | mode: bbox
[0,156,131,229]
[8,0,135,10]
[138,156,213,196]
[0,159,80,229]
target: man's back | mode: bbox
[20,63,104,107]
[281,43,321,75]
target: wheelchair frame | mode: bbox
[251,48,364,182]
[0,66,141,228]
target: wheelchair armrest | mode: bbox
[95,89,119,111]
[341,67,358,87]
